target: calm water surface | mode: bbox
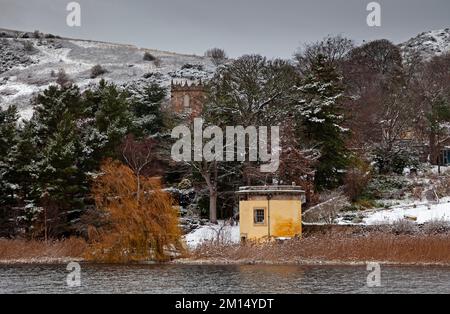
[0,264,449,294]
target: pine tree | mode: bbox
[1,80,149,238]
[129,83,166,137]
[7,121,41,236]
[0,105,19,235]
[38,112,89,237]
[85,79,132,157]
[32,84,83,144]
[296,54,350,190]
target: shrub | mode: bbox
[373,145,419,175]
[344,159,372,202]
[391,219,419,235]
[143,72,154,79]
[22,41,35,53]
[435,174,450,198]
[153,57,162,67]
[56,69,72,87]
[90,64,107,79]
[181,63,204,71]
[33,30,42,39]
[364,175,409,200]
[143,52,156,61]
[422,220,450,235]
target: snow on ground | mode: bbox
[184,221,240,249]
[364,200,450,225]
[400,28,450,60]
[336,196,450,226]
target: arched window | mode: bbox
[183,94,190,109]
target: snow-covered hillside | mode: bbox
[400,28,450,61]
[2,28,450,119]
[0,29,216,119]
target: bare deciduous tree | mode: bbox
[121,134,158,202]
[295,35,354,74]
[205,48,227,66]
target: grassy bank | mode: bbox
[185,233,450,266]
[0,238,87,264]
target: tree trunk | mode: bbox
[430,132,438,165]
[200,161,218,224]
[44,207,48,243]
[437,133,441,175]
[209,189,218,224]
[136,172,141,204]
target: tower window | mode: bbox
[183,94,190,109]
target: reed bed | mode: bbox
[0,238,87,262]
[192,233,450,265]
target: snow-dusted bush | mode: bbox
[365,175,410,200]
[22,41,35,53]
[56,69,72,87]
[435,174,450,198]
[33,30,42,39]
[344,160,372,202]
[373,145,420,175]
[205,48,227,65]
[391,219,419,235]
[422,220,450,235]
[143,52,156,61]
[153,57,162,67]
[90,64,107,79]
[181,63,204,71]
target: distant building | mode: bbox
[170,80,206,119]
[237,185,305,242]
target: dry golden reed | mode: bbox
[192,233,450,265]
[0,238,86,261]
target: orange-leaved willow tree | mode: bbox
[86,159,181,262]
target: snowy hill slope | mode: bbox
[2,28,450,119]
[0,29,216,119]
[400,28,450,60]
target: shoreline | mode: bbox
[1,232,450,267]
[170,258,450,267]
[1,257,450,267]
[0,257,83,265]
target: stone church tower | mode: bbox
[170,80,206,119]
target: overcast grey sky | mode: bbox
[0,0,449,58]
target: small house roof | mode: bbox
[236,185,305,195]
